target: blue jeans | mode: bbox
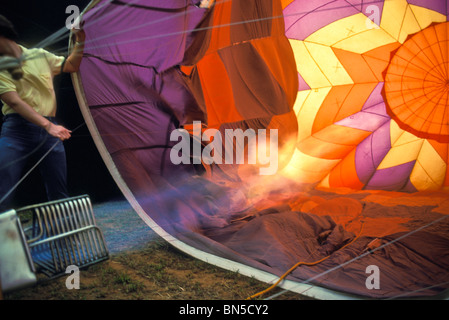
[0,114,68,212]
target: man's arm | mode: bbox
[0,91,71,141]
[62,28,85,73]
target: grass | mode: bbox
[3,239,310,300]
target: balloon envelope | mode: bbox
[73,0,449,299]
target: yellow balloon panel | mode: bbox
[281,148,339,184]
[303,42,354,86]
[410,5,447,29]
[295,87,331,141]
[305,13,397,54]
[289,39,332,88]
[410,140,447,190]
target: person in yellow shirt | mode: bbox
[0,15,85,212]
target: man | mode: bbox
[0,15,85,212]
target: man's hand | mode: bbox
[72,27,85,43]
[63,26,85,73]
[45,122,72,141]
[0,91,71,141]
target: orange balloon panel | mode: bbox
[384,22,449,143]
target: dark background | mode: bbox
[2,1,123,208]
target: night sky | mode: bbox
[2,1,123,208]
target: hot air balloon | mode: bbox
[72,0,449,299]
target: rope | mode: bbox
[265,211,449,300]
[0,120,87,208]
[0,140,60,207]
[246,221,365,300]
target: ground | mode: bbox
[3,239,307,300]
[2,198,309,300]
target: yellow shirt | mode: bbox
[0,45,65,117]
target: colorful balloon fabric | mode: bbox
[282,0,449,192]
[73,0,449,299]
